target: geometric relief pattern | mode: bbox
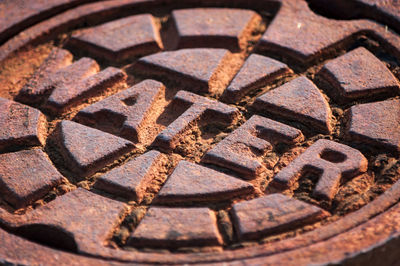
[1,1,400,263]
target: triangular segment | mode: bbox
[156,161,254,203]
[222,54,290,102]
[57,120,134,177]
[135,48,234,93]
[254,76,332,133]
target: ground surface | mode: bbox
[0,0,400,265]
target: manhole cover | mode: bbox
[0,0,400,265]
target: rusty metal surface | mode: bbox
[0,0,399,265]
